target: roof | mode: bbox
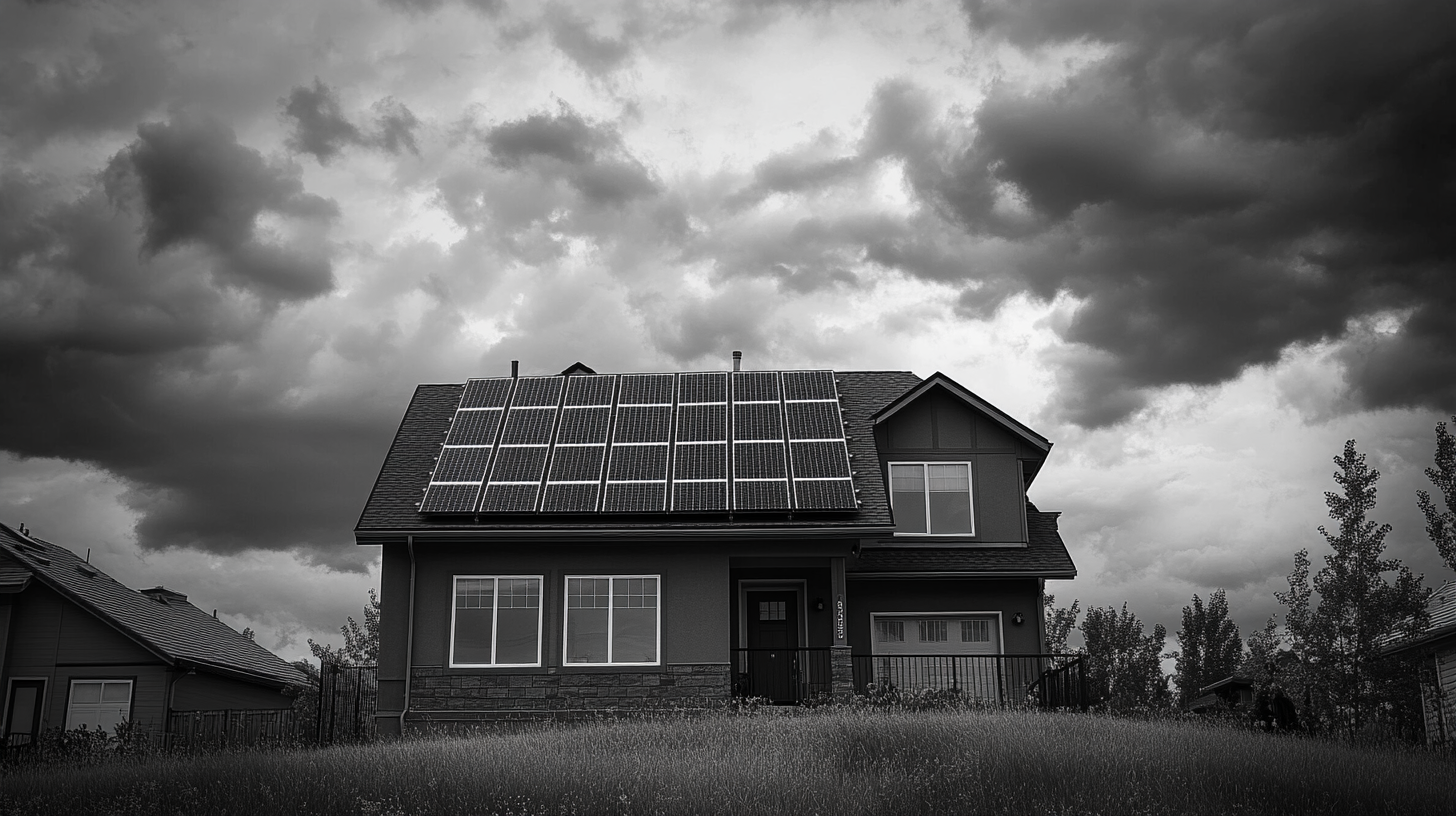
[1385,580,1456,654]
[871,371,1051,452]
[846,503,1076,578]
[0,523,307,689]
[355,370,925,537]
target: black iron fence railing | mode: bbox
[732,648,834,703]
[852,653,1088,710]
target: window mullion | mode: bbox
[606,577,615,664]
[489,577,499,666]
[922,464,931,533]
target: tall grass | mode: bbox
[1,709,1452,815]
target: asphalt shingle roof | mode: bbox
[0,524,307,688]
[355,370,925,535]
[847,503,1077,578]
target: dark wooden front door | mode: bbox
[4,680,44,747]
[746,590,800,703]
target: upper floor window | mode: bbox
[565,576,660,666]
[451,576,543,667]
[890,463,973,535]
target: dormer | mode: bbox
[872,372,1051,544]
[139,586,188,605]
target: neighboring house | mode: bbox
[0,523,307,746]
[1385,580,1456,746]
[1186,676,1256,713]
[355,363,1078,734]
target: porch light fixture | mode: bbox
[815,598,825,611]
[1012,612,1024,625]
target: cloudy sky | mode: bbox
[2,0,1453,663]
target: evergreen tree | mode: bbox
[1173,589,1243,707]
[1081,603,1170,712]
[1043,594,1080,653]
[1418,416,1456,572]
[1276,440,1430,738]
[1239,616,1281,685]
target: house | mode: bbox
[355,362,1078,733]
[1384,580,1456,746]
[1186,676,1256,713]
[0,523,307,746]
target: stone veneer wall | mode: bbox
[407,664,732,718]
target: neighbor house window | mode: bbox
[890,463,973,535]
[65,680,131,732]
[564,576,659,665]
[451,576,543,667]
[875,619,905,642]
[918,620,948,642]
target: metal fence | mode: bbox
[852,653,1088,709]
[733,648,835,703]
[313,662,379,744]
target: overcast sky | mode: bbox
[2,0,1453,664]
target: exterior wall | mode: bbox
[1422,641,1456,745]
[171,671,293,711]
[1,583,171,734]
[876,389,1041,543]
[845,578,1044,655]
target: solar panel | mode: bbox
[500,408,557,445]
[733,402,783,440]
[433,447,493,482]
[678,372,726,404]
[602,373,675,512]
[676,404,727,442]
[607,445,669,481]
[547,445,607,482]
[673,443,726,481]
[542,374,616,513]
[478,483,541,512]
[553,407,611,444]
[672,480,727,512]
[793,479,857,510]
[461,378,513,409]
[735,479,790,510]
[419,483,482,514]
[618,373,674,405]
[603,482,666,512]
[670,372,727,512]
[785,402,842,440]
[781,370,836,401]
[564,374,616,407]
[783,369,855,510]
[788,441,851,479]
[513,376,563,407]
[733,442,786,479]
[732,371,780,402]
[445,410,502,446]
[613,406,672,443]
[540,483,599,512]
[487,446,550,481]
[420,378,514,513]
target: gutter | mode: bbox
[400,535,416,736]
[847,570,1078,579]
[355,525,895,543]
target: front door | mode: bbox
[4,680,44,747]
[745,590,800,703]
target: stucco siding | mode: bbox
[171,671,294,711]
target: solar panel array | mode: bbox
[419,370,857,514]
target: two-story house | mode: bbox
[355,362,1078,734]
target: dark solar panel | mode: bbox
[676,404,726,442]
[735,480,790,511]
[445,410,502,446]
[672,481,727,512]
[781,370,836,401]
[512,376,563,407]
[673,443,726,481]
[619,373,674,405]
[678,372,726,404]
[555,407,611,444]
[479,483,541,512]
[733,403,784,440]
[613,406,672,443]
[434,447,493,483]
[733,442,787,479]
[547,446,606,482]
[488,447,550,482]
[565,375,616,407]
[793,479,856,510]
[419,483,482,513]
[606,445,669,481]
[541,483,599,512]
[732,371,780,402]
[785,401,842,440]
[603,482,666,512]
[500,408,557,445]
[789,440,852,479]
[461,378,513,409]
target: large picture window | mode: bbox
[564,576,659,665]
[451,576,543,667]
[890,462,973,535]
[65,680,132,733]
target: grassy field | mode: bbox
[1,709,1452,815]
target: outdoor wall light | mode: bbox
[1012,612,1025,625]
[815,598,825,611]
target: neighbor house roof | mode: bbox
[847,503,1076,579]
[0,523,307,689]
[1385,580,1456,655]
[354,369,924,538]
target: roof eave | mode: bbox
[356,523,898,543]
[870,372,1051,452]
[847,570,1077,579]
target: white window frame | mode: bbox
[888,461,975,536]
[562,574,662,667]
[64,679,133,732]
[449,575,545,668]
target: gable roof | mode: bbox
[0,523,307,689]
[871,371,1051,453]
[1386,580,1456,655]
[355,369,925,538]
[847,503,1076,579]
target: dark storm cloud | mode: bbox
[281,81,422,163]
[546,7,635,75]
[482,105,659,206]
[877,0,1456,425]
[0,127,376,566]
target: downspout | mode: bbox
[165,664,195,745]
[399,535,416,736]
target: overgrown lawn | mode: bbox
[2,710,1452,815]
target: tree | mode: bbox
[309,588,381,666]
[1276,440,1430,738]
[1238,615,1281,685]
[1043,594,1080,653]
[1173,589,1243,707]
[1080,603,1170,712]
[1418,416,1456,572]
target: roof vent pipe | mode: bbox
[511,360,519,378]
[732,350,742,372]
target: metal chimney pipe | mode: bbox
[732,350,742,371]
[511,360,519,378]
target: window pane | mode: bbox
[453,607,494,664]
[927,465,971,534]
[568,578,611,609]
[918,619,948,642]
[456,578,494,609]
[496,608,539,664]
[94,704,128,734]
[927,464,968,492]
[101,682,130,703]
[71,682,101,704]
[613,607,657,663]
[876,619,904,642]
[962,620,991,642]
[890,464,924,492]
[498,578,539,609]
[566,607,609,663]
